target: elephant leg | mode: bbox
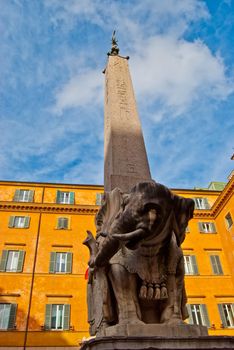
[160,274,175,324]
[108,263,143,325]
[160,259,185,324]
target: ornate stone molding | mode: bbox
[0,202,99,215]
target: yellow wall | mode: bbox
[0,179,233,347]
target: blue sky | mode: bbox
[0,0,234,189]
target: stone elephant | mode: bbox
[83,181,194,335]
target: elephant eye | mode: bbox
[142,203,161,215]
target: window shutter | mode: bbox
[58,218,68,229]
[218,304,227,327]
[13,190,21,202]
[210,255,217,274]
[17,251,25,272]
[201,304,210,327]
[66,253,72,273]
[63,218,69,229]
[192,198,198,209]
[45,304,52,330]
[56,190,61,204]
[210,223,216,233]
[49,252,56,273]
[63,304,70,330]
[215,255,223,275]
[8,216,15,228]
[69,192,75,204]
[24,216,30,228]
[57,217,63,229]
[96,193,103,205]
[198,222,204,232]
[28,190,34,202]
[186,305,193,324]
[8,304,17,329]
[0,250,8,271]
[191,255,198,274]
[204,198,210,209]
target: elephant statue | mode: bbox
[83,181,194,335]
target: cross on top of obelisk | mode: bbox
[108,30,120,56]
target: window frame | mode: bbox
[187,304,210,327]
[218,303,234,328]
[0,250,25,273]
[184,255,199,275]
[193,197,210,210]
[56,191,75,205]
[225,212,233,230]
[8,216,30,229]
[57,217,69,230]
[0,303,17,330]
[210,255,223,275]
[6,251,20,272]
[49,252,72,274]
[13,189,34,202]
[45,304,70,330]
[55,252,68,273]
[198,221,216,233]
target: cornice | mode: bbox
[0,202,99,215]
[211,177,234,217]
[193,210,213,219]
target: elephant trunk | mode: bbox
[94,235,121,267]
[112,228,146,241]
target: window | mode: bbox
[218,304,234,328]
[56,191,75,204]
[45,304,70,330]
[0,304,17,330]
[57,217,69,230]
[184,255,198,275]
[193,197,210,210]
[187,304,210,327]
[198,222,216,233]
[49,252,72,273]
[225,212,233,229]
[13,189,34,202]
[0,250,25,272]
[96,193,104,205]
[8,216,30,228]
[210,255,223,275]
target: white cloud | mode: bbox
[49,0,233,118]
[52,69,103,114]
[131,36,233,117]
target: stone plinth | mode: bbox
[80,335,234,350]
[100,323,208,337]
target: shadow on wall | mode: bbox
[0,286,73,349]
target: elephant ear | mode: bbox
[96,188,126,236]
[172,195,195,246]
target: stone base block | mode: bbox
[99,323,208,337]
[80,335,234,350]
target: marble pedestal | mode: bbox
[80,335,234,350]
[80,324,234,350]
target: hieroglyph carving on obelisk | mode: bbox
[104,38,151,192]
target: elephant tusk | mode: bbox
[112,228,146,241]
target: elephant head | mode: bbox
[94,181,194,267]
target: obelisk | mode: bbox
[104,32,151,192]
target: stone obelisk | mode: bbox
[104,32,151,192]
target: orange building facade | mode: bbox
[0,175,233,348]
